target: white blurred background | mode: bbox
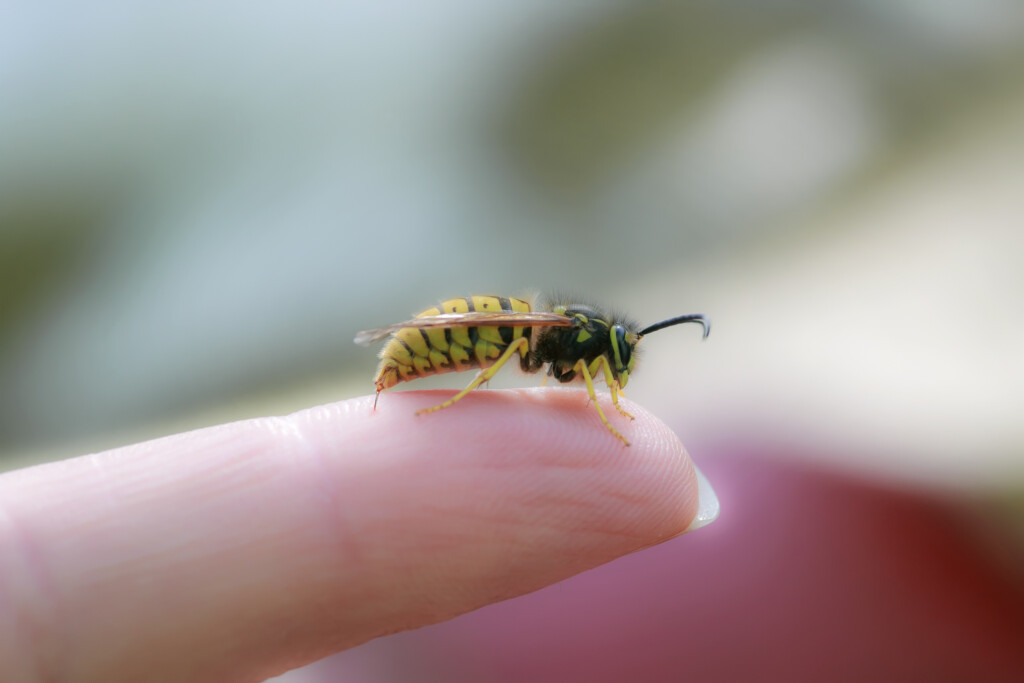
[1,2,1022,680]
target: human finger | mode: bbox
[0,388,716,682]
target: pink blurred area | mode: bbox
[281,450,1022,683]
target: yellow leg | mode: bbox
[574,359,631,446]
[587,356,635,420]
[417,337,530,416]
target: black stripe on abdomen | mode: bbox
[498,296,512,343]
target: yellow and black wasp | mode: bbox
[354,295,709,446]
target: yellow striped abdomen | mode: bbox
[374,295,533,392]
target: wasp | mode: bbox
[354,295,709,446]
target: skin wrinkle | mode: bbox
[289,414,388,581]
[250,414,391,643]
[269,410,378,586]
[281,406,478,651]
[0,484,62,681]
[199,441,369,679]
[261,413,338,528]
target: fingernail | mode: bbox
[685,464,720,532]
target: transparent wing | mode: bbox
[354,311,573,346]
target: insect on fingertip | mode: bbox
[355,295,708,446]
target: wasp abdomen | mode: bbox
[374,295,533,392]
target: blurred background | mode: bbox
[2,2,1021,681]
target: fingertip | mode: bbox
[301,388,703,546]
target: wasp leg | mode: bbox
[587,356,635,421]
[417,337,530,416]
[573,359,630,446]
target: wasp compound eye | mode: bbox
[613,324,631,371]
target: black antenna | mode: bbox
[638,314,710,339]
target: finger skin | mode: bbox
[0,388,698,682]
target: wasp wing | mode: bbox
[354,311,573,346]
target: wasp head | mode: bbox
[608,323,639,388]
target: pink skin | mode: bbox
[0,389,698,682]
[313,452,1023,682]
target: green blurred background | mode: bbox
[1,3,1021,679]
